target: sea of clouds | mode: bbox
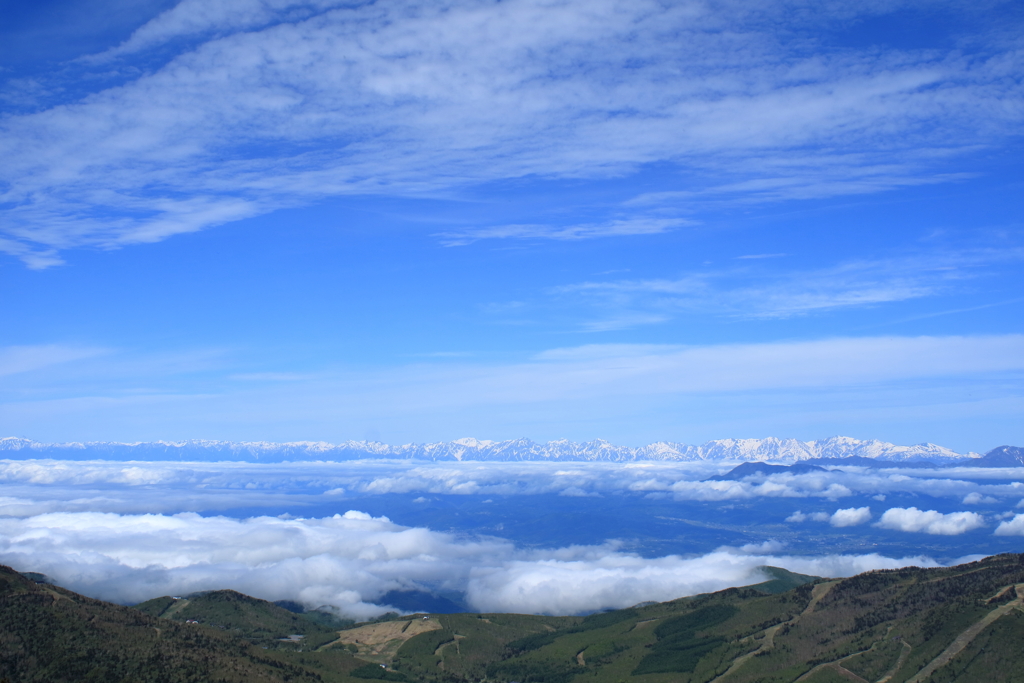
[3,459,1024,617]
[5,459,1024,518]
[0,508,947,618]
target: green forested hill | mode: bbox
[0,566,367,683]
[135,589,341,649]
[4,555,1024,683]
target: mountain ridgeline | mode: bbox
[3,436,1022,465]
[7,555,1024,682]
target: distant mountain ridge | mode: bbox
[0,435,991,463]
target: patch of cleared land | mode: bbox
[328,618,443,663]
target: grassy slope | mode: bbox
[393,612,578,681]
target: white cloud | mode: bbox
[875,507,986,535]
[830,507,872,527]
[466,550,765,615]
[737,540,786,554]
[962,492,998,504]
[786,510,834,522]
[0,510,504,619]
[657,477,854,502]
[994,514,1024,536]
[1,0,1021,264]
[0,237,64,269]
[0,509,956,617]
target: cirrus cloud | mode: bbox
[1,0,1021,265]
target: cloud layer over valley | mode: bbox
[4,458,1024,507]
[2,457,1023,616]
[0,508,956,618]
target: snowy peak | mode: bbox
[0,435,986,464]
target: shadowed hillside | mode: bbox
[0,566,368,683]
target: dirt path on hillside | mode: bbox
[791,583,1023,683]
[794,641,884,683]
[832,664,870,682]
[710,581,840,683]
[794,645,874,682]
[876,640,911,683]
[903,584,1024,683]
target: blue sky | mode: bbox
[1,0,1023,450]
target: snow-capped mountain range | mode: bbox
[0,435,983,463]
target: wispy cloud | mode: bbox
[89,0,349,60]
[0,345,109,378]
[2,335,1023,441]
[579,313,672,333]
[1,0,1020,264]
[434,218,686,246]
[625,162,977,208]
[555,248,1024,322]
